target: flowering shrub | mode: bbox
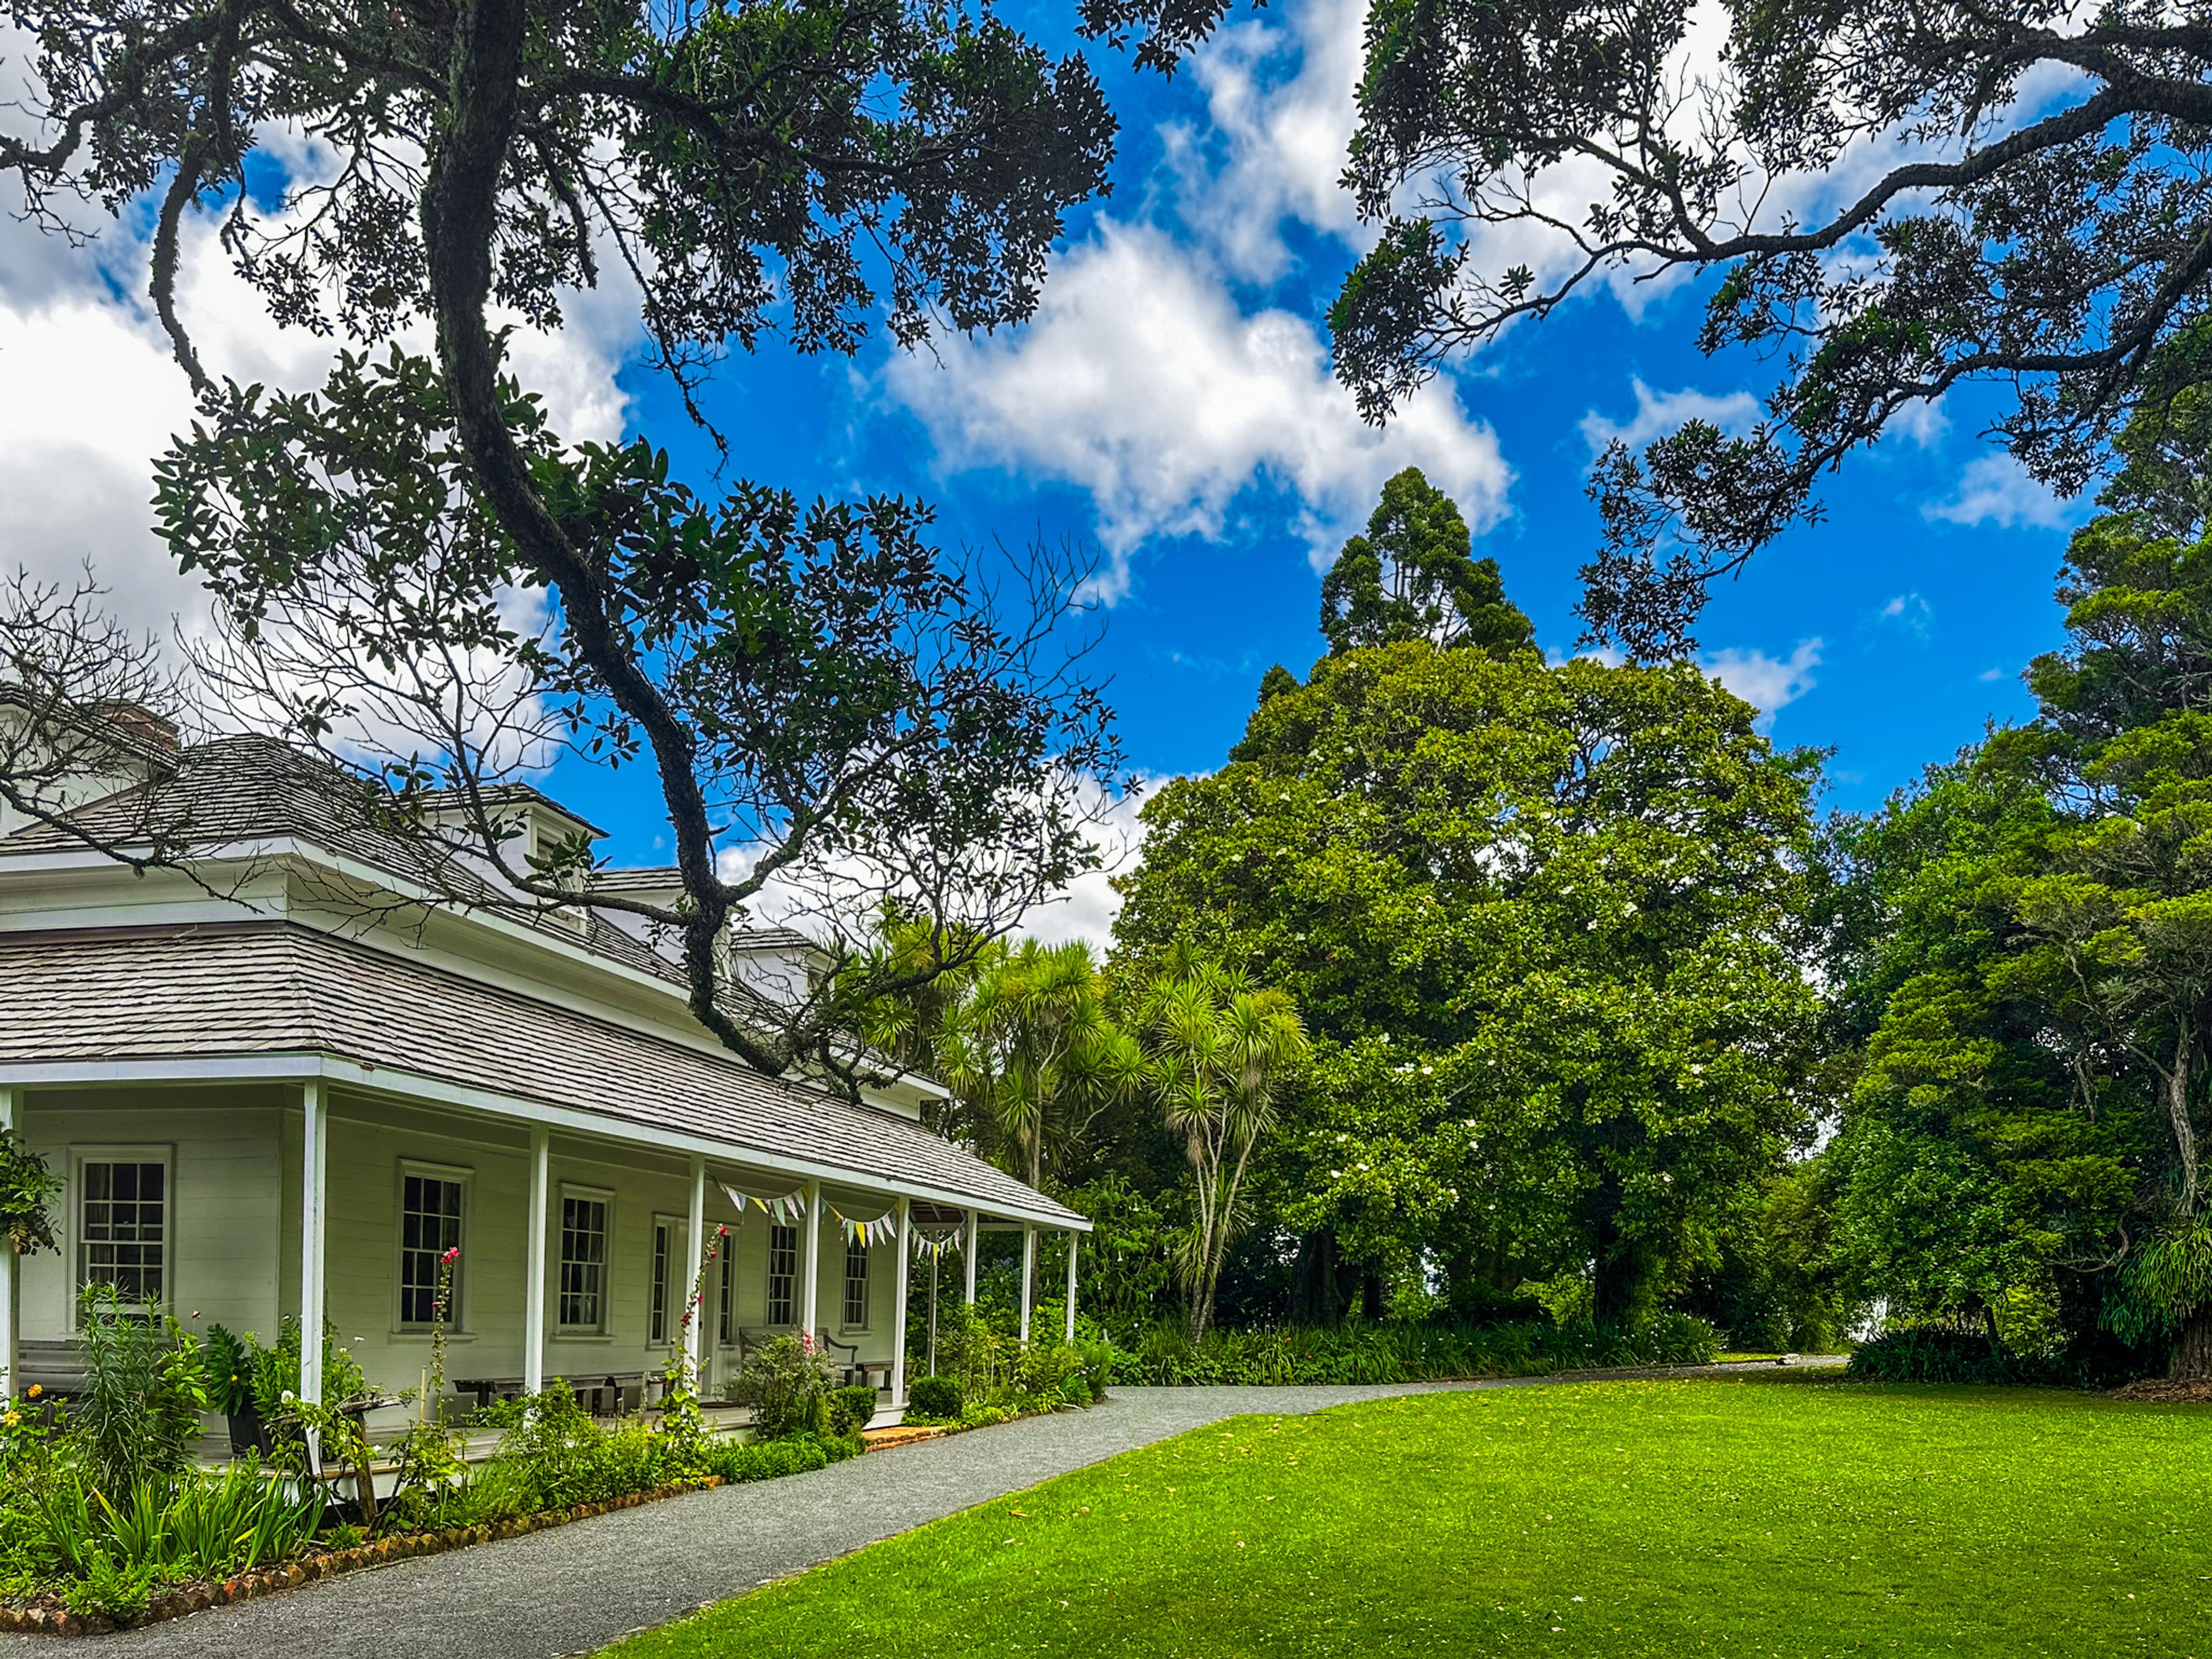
[726,1334,835,1440]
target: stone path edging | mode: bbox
[9,1361,1843,1657]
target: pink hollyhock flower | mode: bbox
[441,1246,460,1264]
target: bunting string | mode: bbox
[719,1181,806,1226]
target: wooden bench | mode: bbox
[456,1372,664,1416]
[816,1331,893,1393]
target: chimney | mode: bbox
[98,701,181,753]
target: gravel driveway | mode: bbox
[17,1362,1838,1659]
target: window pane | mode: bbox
[843,1237,869,1328]
[399,1174,464,1327]
[767,1224,796,1328]
[559,1196,607,1330]
[649,1223,672,1344]
[718,1244,736,1346]
[79,1160,166,1305]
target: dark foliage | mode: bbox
[1315,466,1534,659]
[1846,1326,2154,1389]
[906,1374,963,1419]
[1,0,1128,1093]
[1330,0,2212,653]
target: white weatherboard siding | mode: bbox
[14,1084,905,1400]
[20,1090,288,1342]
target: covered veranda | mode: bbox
[0,922,1090,1460]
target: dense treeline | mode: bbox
[907,374,2212,1384]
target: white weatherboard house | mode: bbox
[0,718,1085,1437]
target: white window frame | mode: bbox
[394,1160,472,1335]
[765,1222,798,1330]
[840,1234,871,1332]
[648,1213,686,1349]
[717,1243,739,1349]
[556,1184,615,1336]
[70,1144,174,1323]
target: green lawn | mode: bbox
[607,1376,2212,1658]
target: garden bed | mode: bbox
[0,1478,727,1637]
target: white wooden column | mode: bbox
[684,1154,706,1382]
[962,1210,979,1304]
[1064,1229,1079,1344]
[798,1177,822,1340]
[0,1086,17,1402]
[523,1124,549,1396]
[1018,1222,1035,1345]
[889,1197,911,1411]
[299,1080,327,1474]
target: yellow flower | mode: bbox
[24,1384,40,1399]
[3,1412,20,1429]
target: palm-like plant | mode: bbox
[936,940,1143,1319]
[1133,965,1310,1343]
[937,939,1143,1191]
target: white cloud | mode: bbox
[887,222,1511,600]
[1978,666,2008,683]
[1888,397,1950,449]
[1875,592,1933,641]
[1580,379,1763,456]
[0,104,634,643]
[1170,0,1372,282]
[1014,775,1156,950]
[1703,638,1822,729]
[713,771,1154,953]
[1924,453,2082,531]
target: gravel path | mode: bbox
[24,1361,1842,1659]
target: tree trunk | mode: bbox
[2166,1029,2198,1218]
[1291,1229,1362,1326]
[2169,1306,2212,1380]
[1186,1281,1215,1346]
[1592,1200,1637,1327]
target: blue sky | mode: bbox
[560,0,2080,878]
[0,0,2089,930]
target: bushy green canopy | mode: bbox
[1829,349,2212,1371]
[1116,635,1823,1323]
[1315,468,1534,660]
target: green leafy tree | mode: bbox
[1,0,1128,1090]
[1326,0,2212,653]
[1130,964,1310,1342]
[1830,363,2212,1374]
[1116,576,1823,1324]
[1316,468,1535,659]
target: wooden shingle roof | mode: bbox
[0,923,1079,1226]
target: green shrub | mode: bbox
[1839,1323,2160,1387]
[60,1550,165,1624]
[827,1384,880,1437]
[727,1335,834,1440]
[1105,1316,1721,1387]
[31,1459,325,1582]
[697,1430,860,1484]
[906,1374,962,1420]
[247,1318,370,1418]
[70,1286,208,1499]
[201,1326,255,1417]
[1011,1340,1085,1410]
